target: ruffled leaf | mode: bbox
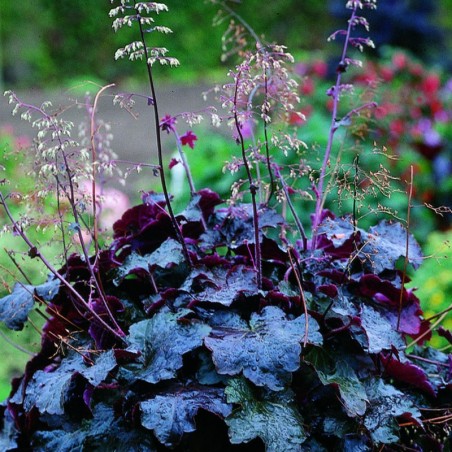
[205,306,322,390]
[123,308,211,384]
[140,386,232,447]
[0,278,59,330]
[225,378,306,451]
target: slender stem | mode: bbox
[6,93,122,333]
[0,192,125,341]
[0,329,34,356]
[397,165,413,331]
[263,70,275,204]
[288,248,309,347]
[234,71,262,288]
[311,6,358,248]
[137,14,192,266]
[90,84,115,260]
[273,166,307,249]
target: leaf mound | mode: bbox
[0,191,449,450]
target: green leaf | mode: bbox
[225,378,306,451]
[140,386,232,447]
[0,278,59,330]
[316,361,368,417]
[306,348,368,418]
[123,308,211,384]
[364,379,422,444]
[205,306,322,390]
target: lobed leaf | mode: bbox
[364,379,422,444]
[140,386,232,447]
[357,304,405,353]
[23,353,84,415]
[0,278,59,330]
[123,308,211,384]
[113,238,184,285]
[225,378,306,451]
[33,403,155,451]
[205,306,322,391]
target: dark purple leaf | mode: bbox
[205,306,322,390]
[80,351,117,387]
[113,238,184,286]
[32,403,155,451]
[364,379,422,444]
[140,386,232,447]
[380,353,436,397]
[23,353,84,415]
[123,308,211,384]
[180,265,258,307]
[362,221,423,272]
[356,305,405,353]
[438,327,452,345]
[0,278,60,331]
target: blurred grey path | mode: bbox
[0,83,218,198]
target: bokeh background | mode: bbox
[0,0,451,399]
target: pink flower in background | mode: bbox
[180,130,197,149]
[79,181,131,231]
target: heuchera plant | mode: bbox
[0,1,451,450]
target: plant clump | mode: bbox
[0,0,450,450]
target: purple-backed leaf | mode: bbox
[318,284,338,298]
[123,308,211,384]
[380,353,436,397]
[364,379,422,444]
[32,403,156,451]
[205,306,322,391]
[438,327,452,344]
[179,265,258,307]
[235,236,288,263]
[0,278,60,331]
[88,296,124,349]
[80,351,117,387]
[225,377,306,450]
[384,302,422,336]
[113,238,184,286]
[24,353,84,415]
[112,199,166,239]
[140,386,232,447]
[113,349,141,365]
[177,189,222,224]
[358,274,424,336]
[316,216,360,258]
[356,305,405,353]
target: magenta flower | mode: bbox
[160,114,177,134]
[180,130,197,149]
[168,158,180,170]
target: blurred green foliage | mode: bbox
[2,0,452,89]
[0,1,332,88]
